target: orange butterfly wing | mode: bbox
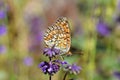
[44,17,71,54]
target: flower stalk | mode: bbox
[63,72,68,80]
[49,56,52,80]
[49,76,51,80]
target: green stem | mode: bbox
[49,76,51,80]
[49,57,52,80]
[63,72,68,80]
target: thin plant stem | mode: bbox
[63,72,68,80]
[49,57,52,80]
[49,57,52,61]
[49,76,51,80]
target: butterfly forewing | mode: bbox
[44,17,71,54]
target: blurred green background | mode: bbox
[0,0,120,80]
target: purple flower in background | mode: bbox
[39,61,60,75]
[25,16,44,34]
[23,56,33,66]
[0,0,5,7]
[116,16,120,23]
[0,45,6,54]
[36,32,43,42]
[74,24,83,37]
[29,17,44,38]
[114,71,120,79]
[25,15,44,53]
[30,16,42,28]
[0,10,6,19]
[96,20,110,36]
[117,0,120,10]
[0,24,7,36]
[43,45,60,58]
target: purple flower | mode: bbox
[0,45,6,54]
[30,16,42,28]
[63,64,81,75]
[117,0,120,10]
[116,16,120,23]
[23,56,33,66]
[25,15,44,53]
[74,25,83,36]
[96,20,110,36]
[53,60,81,74]
[114,71,120,79]
[0,10,6,19]
[43,46,60,58]
[0,24,7,36]
[39,61,60,75]
[24,15,43,28]
[53,60,68,66]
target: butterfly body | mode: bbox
[44,17,71,55]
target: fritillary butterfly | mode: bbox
[44,17,71,55]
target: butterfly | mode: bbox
[44,17,71,55]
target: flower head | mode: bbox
[0,45,6,54]
[53,60,81,74]
[96,20,110,36]
[114,71,120,79]
[116,16,120,23]
[0,24,7,36]
[117,0,120,10]
[63,64,81,75]
[39,61,60,75]
[0,10,6,19]
[23,56,33,66]
[53,60,68,66]
[43,46,60,58]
